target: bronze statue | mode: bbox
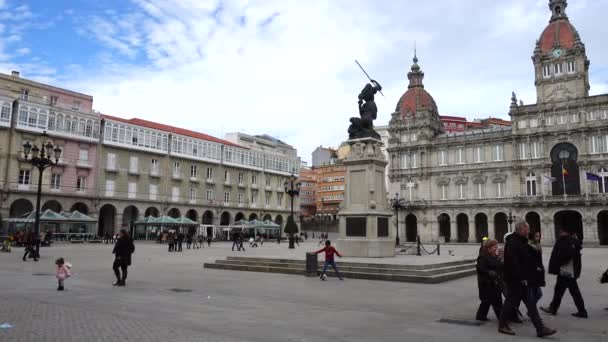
[348,80,382,140]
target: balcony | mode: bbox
[224,180,232,187]
[189,199,197,204]
[250,203,257,208]
[251,184,258,189]
[17,183,30,191]
[205,178,215,185]
[76,159,93,169]
[238,182,246,189]
[128,168,140,176]
[172,174,182,181]
[149,170,161,178]
[238,203,245,208]
[265,185,272,191]
[105,165,118,173]
[189,177,199,183]
[276,187,284,192]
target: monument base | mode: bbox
[337,238,395,258]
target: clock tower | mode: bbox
[533,0,589,104]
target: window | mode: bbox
[557,114,566,124]
[28,108,37,127]
[72,101,81,111]
[526,173,537,197]
[149,184,158,200]
[224,170,230,183]
[151,159,159,175]
[238,172,244,184]
[128,182,137,199]
[474,146,483,163]
[265,192,271,205]
[546,115,554,126]
[400,153,408,169]
[531,141,541,159]
[38,110,47,129]
[129,156,138,173]
[458,184,465,199]
[251,190,258,204]
[50,174,61,190]
[105,180,115,197]
[79,149,89,161]
[493,144,504,162]
[519,142,528,160]
[456,148,465,164]
[599,168,608,194]
[190,165,197,179]
[76,176,86,192]
[252,174,257,184]
[1,103,10,122]
[206,189,214,201]
[238,192,244,204]
[441,185,447,200]
[554,63,563,75]
[172,187,179,202]
[543,65,551,78]
[21,89,29,101]
[411,133,417,141]
[571,113,579,123]
[206,167,213,179]
[440,150,447,166]
[590,135,604,154]
[567,60,575,73]
[477,183,484,199]
[18,106,28,124]
[496,182,504,198]
[173,162,180,178]
[278,193,283,206]
[529,118,539,128]
[410,152,418,168]
[224,191,231,203]
[50,95,58,105]
[265,176,271,186]
[190,188,197,203]
[107,154,117,173]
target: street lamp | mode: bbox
[22,131,62,259]
[507,211,516,233]
[390,193,407,246]
[284,173,301,249]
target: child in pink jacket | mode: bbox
[55,257,72,291]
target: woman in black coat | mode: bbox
[525,231,545,305]
[476,239,503,321]
[112,229,135,286]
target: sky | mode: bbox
[0,0,607,163]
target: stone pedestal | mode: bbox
[337,138,394,257]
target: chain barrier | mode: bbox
[419,239,441,255]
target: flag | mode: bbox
[562,168,569,177]
[586,172,601,181]
[543,176,556,183]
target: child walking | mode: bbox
[55,257,72,291]
[315,240,343,280]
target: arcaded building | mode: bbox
[386,0,608,245]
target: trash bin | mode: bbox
[306,252,318,277]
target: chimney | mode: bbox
[11,71,19,77]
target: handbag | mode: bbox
[600,269,608,284]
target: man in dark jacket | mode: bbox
[541,227,588,318]
[498,221,555,338]
[112,229,135,286]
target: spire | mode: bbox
[407,49,424,89]
[549,0,568,22]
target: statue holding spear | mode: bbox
[348,60,383,140]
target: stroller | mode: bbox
[1,239,12,253]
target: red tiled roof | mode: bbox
[397,87,438,120]
[101,114,244,148]
[440,116,467,121]
[539,20,577,54]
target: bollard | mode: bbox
[416,236,421,256]
[437,243,440,256]
[306,252,318,277]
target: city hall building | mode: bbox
[386,0,608,245]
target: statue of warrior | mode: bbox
[348,80,382,140]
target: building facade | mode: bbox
[0,73,300,239]
[387,0,608,245]
[298,167,317,219]
[314,163,345,221]
[311,146,337,168]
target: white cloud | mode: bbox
[16,47,29,55]
[13,0,608,163]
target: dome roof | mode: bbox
[397,87,438,119]
[538,19,579,54]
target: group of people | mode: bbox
[476,221,588,338]
[160,231,212,252]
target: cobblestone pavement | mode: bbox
[1,241,607,342]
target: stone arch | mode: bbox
[405,214,417,242]
[275,215,284,228]
[167,208,181,218]
[474,213,488,243]
[550,142,580,196]
[235,212,245,222]
[42,200,62,212]
[554,210,583,242]
[122,205,139,231]
[9,199,33,217]
[494,212,508,243]
[249,213,258,221]
[98,204,116,236]
[262,214,272,221]
[437,213,451,242]
[144,207,160,217]
[220,212,231,226]
[598,211,608,245]
[202,210,214,224]
[70,202,89,214]
[186,209,198,222]
[456,213,469,243]
[525,211,541,235]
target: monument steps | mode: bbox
[204,256,476,284]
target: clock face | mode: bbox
[552,48,563,57]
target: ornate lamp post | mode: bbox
[22,131,62,259]
[284,173,301,249]
[390,193,406,246]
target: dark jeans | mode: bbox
[22,245,38,260]
[476,285,503,320]
[499,282,543,331]
[177,242,183,252]
[232,241,239,251]
[322,260,340,276]
[548,276,587,314]
[113,259,128,282]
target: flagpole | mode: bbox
[561,160,567,199]
[542,174,546,201]
[585,170,589,200]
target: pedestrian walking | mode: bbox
[55,257,72,291]
[22,231,38,262]
[238,233,246,252]
[525,231,546,315]
[186,234,193,249]
[498,221,555,337]
[167,233,175,252]
[177,232,184,252]
[207,235,212,247]
[541,227,588,318]
[315,240,343,280]
[231,232,239,251]
[112,229,135,287]
[475,239,503,321]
